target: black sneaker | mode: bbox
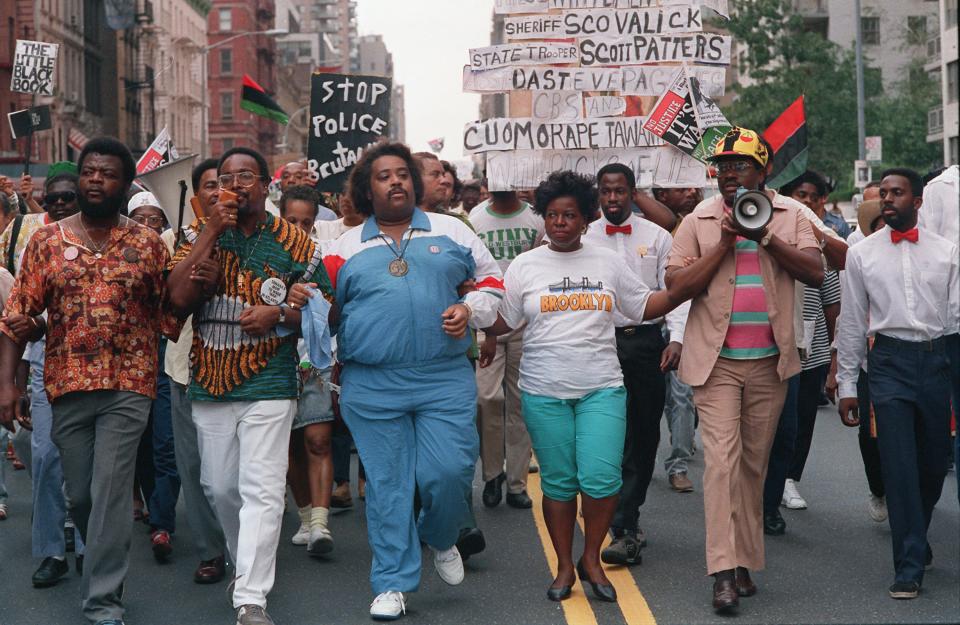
[888,581,919,599]
[456,528,486,562]
[763,510,786,536]
[32,557,69,588]
[65,526,76,553]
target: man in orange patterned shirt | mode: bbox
[0,137,182,625]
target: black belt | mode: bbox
[874,334,946,352]
[615,324,662,336]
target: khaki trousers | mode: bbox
[692,356,787,575]
[476,330,532,494]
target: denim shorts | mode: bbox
[294,367,335,430]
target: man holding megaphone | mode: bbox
[665,127,824,614]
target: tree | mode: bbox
[719,0,941,194]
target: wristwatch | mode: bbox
[277,305,287,325]
[759,231,773,247]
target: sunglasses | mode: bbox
[44,191,77,205]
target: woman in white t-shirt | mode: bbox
[485,171,686,604]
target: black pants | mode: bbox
[856,368,885,498]
[869,335,952,584]
[787,364,829,482]
[611,325,666,533]
[763,375,800,516]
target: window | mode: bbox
[220,49,232,74]
[906,16,926,44]
[862,16,880,45]
[948,61,959,104]
[218,7,232,31]
[222,138,235,151]
[949,136,958,166]
[948,0,958,28]
[221,92,234,120]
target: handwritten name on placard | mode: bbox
[578,33,731,66]
[463,66,624,93]
[504,6,702,40]
[464,117,662,153]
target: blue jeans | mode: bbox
[663,370,696,476]
[148,341,180,532]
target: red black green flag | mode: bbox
[762,95,807,190]
[241,74,289,125]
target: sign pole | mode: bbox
[24,124,33,176]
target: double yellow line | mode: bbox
[527,470,658,625]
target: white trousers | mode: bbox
[193,399,295,608]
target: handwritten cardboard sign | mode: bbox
[11,40,59,96]
[469,42,579,71]
[464,117,662,153]
[306,73,391,192]
[578,33,731,66]
[504,6,703,40]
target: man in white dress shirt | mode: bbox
[919,165,959,501]
[584,164,689,566]
[837,168,959,600]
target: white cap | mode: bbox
[128,191,160,212]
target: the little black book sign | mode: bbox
[11,40,59,96]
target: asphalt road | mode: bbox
[1,404,957,625]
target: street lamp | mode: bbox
[200,28,288,158]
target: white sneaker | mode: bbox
[291,523,310,546]
[307,526,333,556]
[432,545,464,585]
[370,591,405,621]
[781,479,808,510]
[868,494,888,522]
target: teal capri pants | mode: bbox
[520,386,627,501]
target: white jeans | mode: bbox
[193,399,295,608]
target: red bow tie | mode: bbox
[890,228,919,244]
[606,224,632,235]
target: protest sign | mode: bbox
[504,6,703,40]
[464,117,662,153]
[7,106,52,139]
[687,70,730,162]
[306,73,391,192]
[10,40,59,96]
[620,65,724,97]
[495,0,549,13]
[137,126,179,174]
[642,66,730,162]
[486,146,705,190]
[532,91,583,121]
[463,65,623,93]
[584,96,627,118]
[578,33,731,66]
[469,42,579,71]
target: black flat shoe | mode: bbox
[456,528,486,562]
[546,585,572,601]
[763,511,786,536]
[506,491,533,509]
[482,474,505,508]
[576,559,617,602]
[32,557,69,588]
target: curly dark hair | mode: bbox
[349,142,424,216]
[533,171,598,222]
[781,170,828,197]
[279,184,321,218]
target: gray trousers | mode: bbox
[52,390,151,624]
[170,381,226,561]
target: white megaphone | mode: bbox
[732,188,773,234]
[136,154,199,236]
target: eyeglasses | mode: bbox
[44,191,77,205]
[715,161,756,174]
[131,214,166,227]
[218,171,263,189]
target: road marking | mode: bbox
[575,516,658,625]
[527,470,600,625]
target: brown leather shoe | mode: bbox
[712,575,739,613]
[735,567,757,597]
[669,472,694,493]
[194,554,226,584]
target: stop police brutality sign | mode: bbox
[11,40,59,97]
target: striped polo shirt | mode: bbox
[720,237,779,360]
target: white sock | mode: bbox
[310,506,329,530]
[298,505,311,527]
